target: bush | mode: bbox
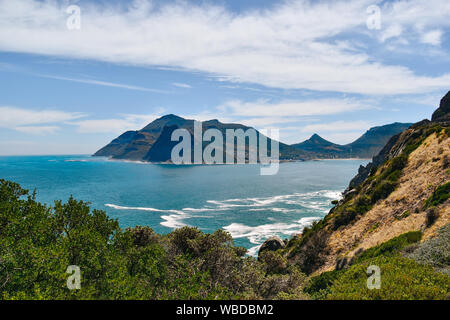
[371,180,397,203]
[332,195,373,230]
[405,224,450,275]
[0,179,309,300]
[127,226,159,247]
[259,251,288,274]
[291,230,329,274]
[352,231,422,264]
[426,207,440,227]
[304,270,343,299]
[327,256,450,300]
[333,209,358,230]
[424,182,450,209]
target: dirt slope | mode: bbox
[320,131,449,273]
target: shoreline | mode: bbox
[92,155,371,165]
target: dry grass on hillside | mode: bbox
[318,132,450,273]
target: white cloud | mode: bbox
[239,117,313,128]
[0,106,85,134]
[420,30,443,46]
[14,125,60,135]
[0,0,449,95]
[220,99,367,117]
[380,25,403,42]
[319,132,365,144]
[172,82,192,89]
[300,120,372,132]
[72,113,161,134]
[40,74,170,93]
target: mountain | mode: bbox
[432,91,450,121]
[94,114,313,162]
[291,122,413,159]
[291,134,348,158]
[282,91,450,277]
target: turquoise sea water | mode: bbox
[0,155,368,255]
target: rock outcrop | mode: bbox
[283,91,450,275]
[432,91,450,122]
[258,236,285,255]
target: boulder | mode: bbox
[258,236,285,255]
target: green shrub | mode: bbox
[333,209,358,230]
[426,207,440,227]
[259,251,288,274]
[405,224,450,275]
[352,231,422,264]
[327,256,450,300]
[304,270,343,299]
[0,179,309,300]
[424,182,450,209]
[371,180,397,203]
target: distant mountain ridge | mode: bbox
[94,115,313,162]
[291,122,413,159]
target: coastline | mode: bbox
[92,155,371,165]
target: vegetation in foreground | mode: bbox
[0,179,448,300]
[305,230,450,300]
[0,179,307,300]
[284,123,449,275]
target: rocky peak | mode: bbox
[431,91,450,121]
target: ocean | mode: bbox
[0,155,368,255]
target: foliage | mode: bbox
[0,179,307,300]
[288,229,329,274]
[305,230,449,300]
[424,182,450,209]
[304,270,343,300]
[351,231,422,264]
[327,256,449,300]
[425,208,440,227]
[405,224,450,276]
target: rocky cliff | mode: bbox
[283,91,450,275]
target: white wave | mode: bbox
[223,216,320,245]
[65,159,91,162]
[105,203,183,214]
[160,214,188,229]
[271,207,296,213]
[247,245,261,257]
[107,158,149,165]
[206,190,341,212]
[181,207,224,212]
[105,203,189,229]
[104,189,339,239]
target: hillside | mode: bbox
[1,92,449,300]
[94,114,313,162]
[291,122,412,159]
[290,134,347,157]
[282,91,450,278]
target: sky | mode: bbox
[0,0,449,155]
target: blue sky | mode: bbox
[0,0,449,155]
